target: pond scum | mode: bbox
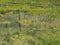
[0,0,60,45]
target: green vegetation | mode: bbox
[0,0,60,45]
